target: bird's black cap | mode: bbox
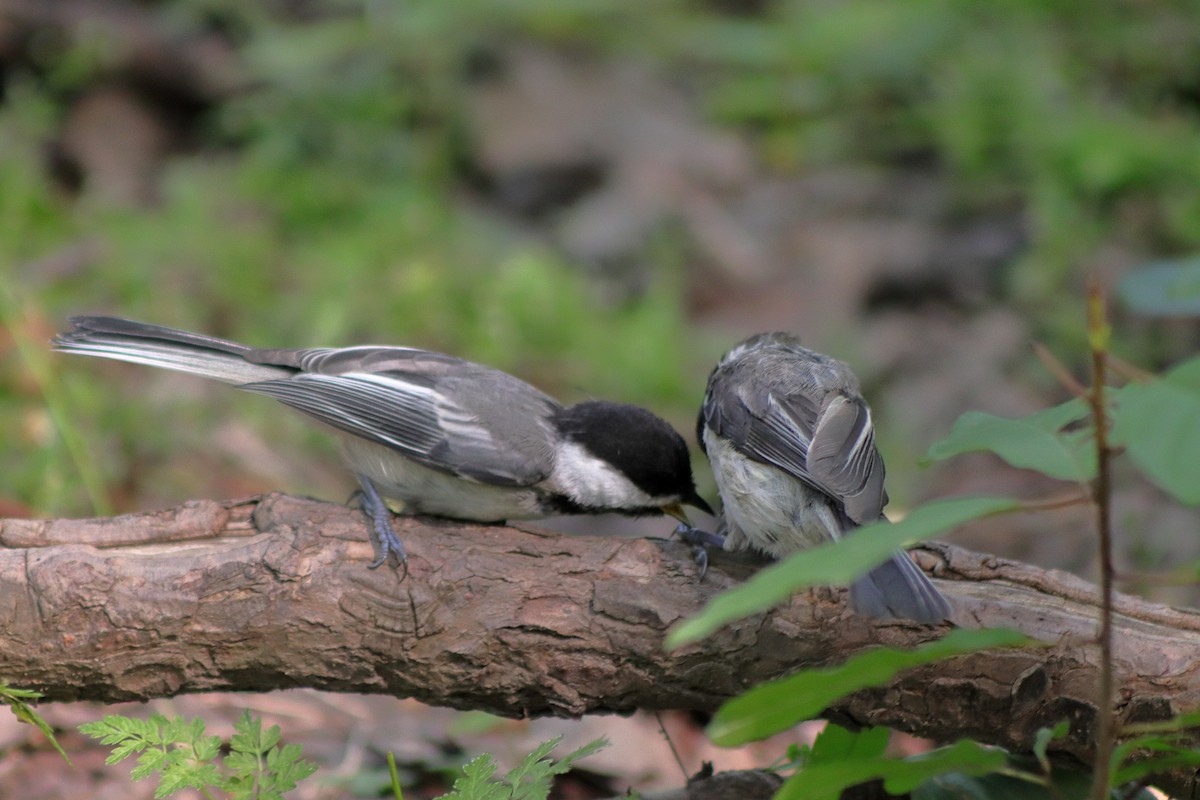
[555,400,713,515]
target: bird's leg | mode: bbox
[673,523,726,580]
[356,475,408,576]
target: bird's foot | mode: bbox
[356,476,408,578]
[673,523,726,581]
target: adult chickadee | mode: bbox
[697,332,950,623]
[52,316,713,572]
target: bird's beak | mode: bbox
[688,490,716,517]
[661,502,692,525]
[663,491,715,523]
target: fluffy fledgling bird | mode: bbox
[697,332,949,623]
[53,316,713,571]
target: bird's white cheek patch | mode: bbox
[549,441,659,510]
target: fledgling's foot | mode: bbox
[673,523,726,580]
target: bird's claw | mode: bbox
[673,522,725,581]
[691,542,710,580]
[367,515,409,578]
[357,476,409,579]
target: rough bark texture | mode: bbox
[3,493,1199,768]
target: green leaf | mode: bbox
[544,736,608,775]
[925,399,1095,481]
[81,715,159,764]
[0,684,43,700]
[81,715,144,744]
[266,743,318,794]
[1111,729,1200,785]
[2,683,71,766]
[708,628,1033,745]
[1032,720,1068,772]
[223,749,259,777]
[506,736,561,786]
[667,496,1019,647]
[230,710,263,755]
[506,735,609,799]
[439,753,508,800]
[1112,357,1200,505]
[154,761,220,799]
[260,723,282,752]
[131,748,168,781]
[775,739,1009,800]
[809,725,889,763]
[193,733,222,762]
[1118,258,1200,317]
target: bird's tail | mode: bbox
[51,316,293,385]
[850,549,950,624]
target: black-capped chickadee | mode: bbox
[52,316,713,572]
[697,332,949,623]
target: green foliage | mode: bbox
[924,352,1200,507]
[669,3,1200,319]
[1111,356,1200,505]
[1109,711,1200,786]
[669,297,1200,796]
[666,495,1019,647]
[925,399,1097,482]
[437,735,608,800]
[913,769,1157,800]
[708,629,1033,747]
[0,682,71,766]
[80,710,317,799]
[748,720,1161,800]
[1032,721,1070,773]
[922,346,1200,510]
[779,737,1009,800]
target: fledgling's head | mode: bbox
[713,331,811,368]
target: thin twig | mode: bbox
[1016,493,1093,513]
[655,711,690,783]
[1033,340,1090,397]
[1086,278,1116,800]
[1106,353,1154,384]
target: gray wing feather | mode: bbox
[243,373,445,461]
[806,394,886,523]
[240,346,560,486]
[704,355,887,523]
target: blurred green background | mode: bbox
[3,1,1200,796]
[4,0,1200,558]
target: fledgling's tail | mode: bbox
[850,549,950,624]
[51,316,293,385]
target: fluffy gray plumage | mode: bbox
[699,332,950,623]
